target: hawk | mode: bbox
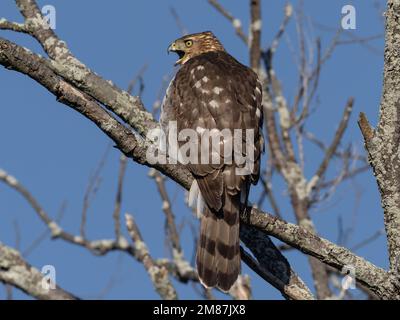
[161,31,263,291]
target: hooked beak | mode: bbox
[167,42,186,65]
[167,42,176,54]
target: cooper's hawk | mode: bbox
[161,31,263,291]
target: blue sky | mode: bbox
[0,0,386,299]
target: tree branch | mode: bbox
[249,0,262,70]
[0,242,78,300]
[359,0,400,274]
[14,0,156,137]
[113,154,127,240]
[242,207,399,299]
[0,18,28,33]
[240,225,314,300]
[308,98,354,192]
[148,168,182,255]
[207,0,248,45]
[125,214,178,300]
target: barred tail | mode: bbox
[196,192,241,292]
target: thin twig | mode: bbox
[319,165,370,190]
[80,144,111,238]
[22,201,67,257]
[351,229,385,251]
[113,154,127,240]
[207,0,248,45]
[169,7,188,36]
[148,169,182,255]
[261,3,293,80]
[266,3,293,56]
[127,64,148,95]
[304,130,367,162]
[259,175,281,218]
[308,98,354,192]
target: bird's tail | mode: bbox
[196,192,241,292]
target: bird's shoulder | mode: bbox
[177,51,256,79]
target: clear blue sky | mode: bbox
[0,0,386,299]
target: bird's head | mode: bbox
[167,31,225,65]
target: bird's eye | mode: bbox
[185,40,193,47]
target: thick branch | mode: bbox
[0,242,78,300]
[14,0,156,137]
[359,0,400,273]
[242,207,399,299]
[240,225,314,300]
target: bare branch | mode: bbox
[148,169,182,255]
[0,242,78,300]
[169,7,188,36]
[308,98,354,192]
[22,201,67,257]
[249,0,261,70]
[240,225,314,300]
[14,0,156,137]
[304,130,367,163]
[259,174,281,218]
[242,207,399,299]
[0,18,28,33]
[313,20,383,55]
[125,213,177,300]
[318,165,370,190]
[207,0,248,45]
[80,144,111,238]
[358,0,400,273]
[351,229,385,251]
[261,3,292,79]
[113,154,128,240]
[0,167,132,255]
[266,3,293,57]
[127,64,148,95]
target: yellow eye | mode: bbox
[185,40,193,47]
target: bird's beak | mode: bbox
[167,42,176,54]
[167,41,185,66]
